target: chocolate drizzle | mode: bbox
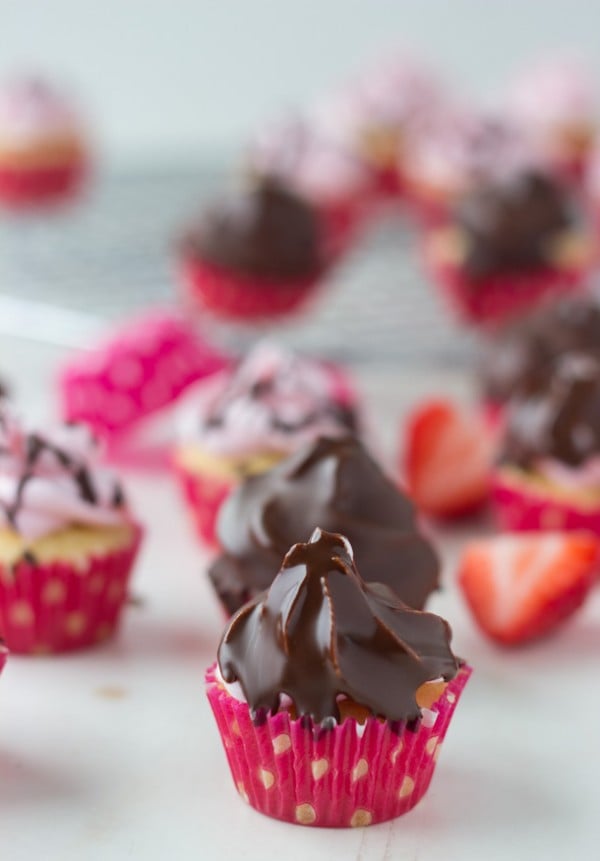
[182,179,323,280]
[454,170,575,279]
[209,436,439,615]
[218,529,459,725]
[501,352,600,468]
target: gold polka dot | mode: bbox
[10,601,34,626]
[433,743,442,762]
[95,623,113,642]
[231,719,241,736]
[32,643,52,656]
[259,768,275,790]
[399,776,415,798]
[352,758,369,782]
[65,612,87,637]
[88,575,105,595]
[311,758,329,780]
[272,733,291,755]
[350,809,372,828]
[295,803,316,825]
[236,782,249,804]
[390,742,404,764]
[446,692,456,704]
[426,736,439,756]
[42,580,66,605]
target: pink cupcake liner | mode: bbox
[206,663,471,828]
[173,458,234,547]
[0,525,142,654]
[425,247,586,327]
[0,160,86,208]
[179,257,325,322]
[60,309,227,444]
[492,469,600,533]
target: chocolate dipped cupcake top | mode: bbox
[181,178,323,280]
[453,169,576,279]
[218,528,460,725]
[481,294,600,404]
[209,436,439,615]
[501,352,600,471]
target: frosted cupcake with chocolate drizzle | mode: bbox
[0,408,142,653]
[173,341,360,546]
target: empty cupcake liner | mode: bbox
[0,525,142,654]
[206,663,471,828]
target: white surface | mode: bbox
[1,0,599,165]
[2,341,600,860]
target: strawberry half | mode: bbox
[458,532,600,645]
[404,399,495,518]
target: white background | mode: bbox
[2,0,600,165]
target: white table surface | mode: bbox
[2,337,599,861]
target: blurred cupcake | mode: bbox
[507,59,596,182]
[207,528,470,827]
[0,77,87,209]
[178,178,329,321]
[493,352,600,533]
[425,169,592,325]
[247,115,373,258]
[0,409,142,653]
[173,342,360,547]
[209,434,439,616]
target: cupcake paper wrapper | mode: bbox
[206,663,471,828]
[492,469,600,534]
[0,643,7,676]
[425,248,586,326]
[179,257,325,322]
[60,309,227,442]
[173,459,234,547]
[0,526,142,654]
[0,161,86,208]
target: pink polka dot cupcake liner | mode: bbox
[0,161,87,209]
[60,310,227,450]
[0,526,143,655]
[172,459,234,547]
[206,663,471,828]
[425,250,586,327]
[492,469,600,534]
[179,258,325,322]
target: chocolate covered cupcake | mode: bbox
[209,435,439,616]
[426,169,592,324]
[178,178,328,321]
[206,528,470,827]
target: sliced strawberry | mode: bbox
[458,532,600,645]
[404,399,495,518]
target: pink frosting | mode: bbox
[248,115,371,204]
[536,456,600,493]
[0,78,81,147]
[178,342,357,458]
[0,408,130,540]
[508,60,596,131]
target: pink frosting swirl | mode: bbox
[178,342,358,458]
[508,60,596,131]
[0,408,130,540]
[0,77,81,147]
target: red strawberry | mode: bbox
[404,399,495,518]
[458,532,600,645]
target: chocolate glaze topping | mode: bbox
[481,295,600,404]
[182,179,323,280]
[501,352,600,469]
[218,529,459,725]
[209,436,439,615]
[454,170,574,279]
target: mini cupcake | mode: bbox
[0,77,87,209]
[247,115,373,258]
[178,178,329,321]
[493,352,600,533]
[507,59,596,182]
[207,528,470,827]
[425,169,592,325]
[0,409,142,653]
[209,434,439,616]
[173,343,360,547]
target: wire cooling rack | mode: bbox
[0,163,475,366]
